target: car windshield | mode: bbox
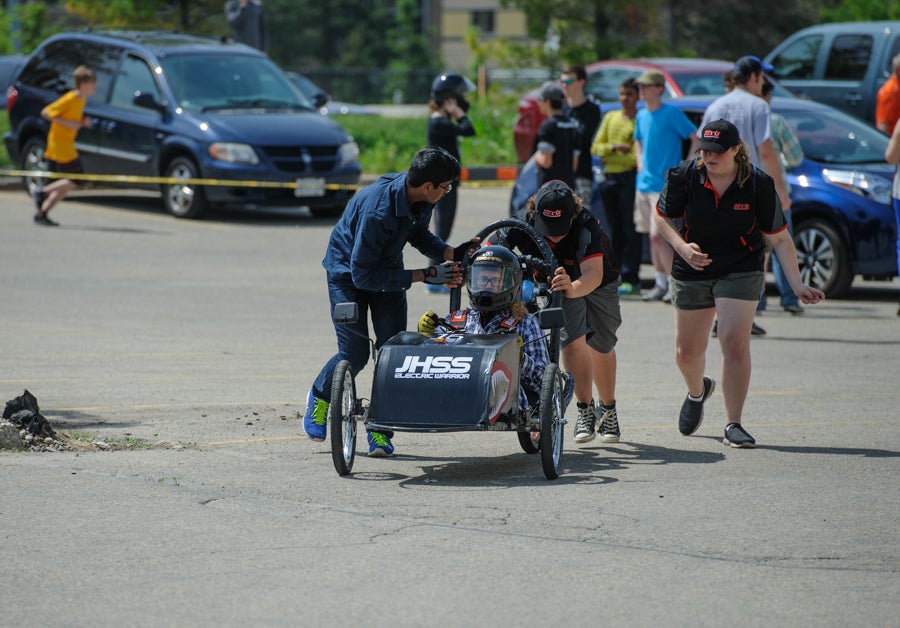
[160,53,316,113]
[666,72,728,96]
[779,104,889,165]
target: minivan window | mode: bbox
[110,54,161,110]
[824,34,873,81]
[17,39,120,102]
[770,34,823,80]
[159,53,315,113]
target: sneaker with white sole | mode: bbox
[573,401,598,444]
[678,377,715,435]
[598,403,620,443]
[367,431,394,456]
[723,423,756,448]
[643,285,668,301]
[303,388,328,441]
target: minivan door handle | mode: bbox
[844,93,862,105]
[101,120,117,133]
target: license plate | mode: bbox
[294,177,325,197]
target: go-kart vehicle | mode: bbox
[327,218,570,480]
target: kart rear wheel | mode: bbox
[517,430,540,454]
[330,360,357,476]
[538,363,563,479]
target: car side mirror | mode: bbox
[537,306,565,329]
[311,91,328,109]
[133,91,166,113]
[333,302,359,324]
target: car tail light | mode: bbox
[6,86,17,113]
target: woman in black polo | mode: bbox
[654,119,824,448]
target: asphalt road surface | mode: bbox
[1,186,898,627]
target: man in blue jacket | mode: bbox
[305,146,474,456]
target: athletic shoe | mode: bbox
[425,284,451,294]
[643,285,668,301]
[711,320,718,338]
[662,288,673,304]
[573,401,598,444]
[598,403,620,443]
[678,377,715,436]
[32,189,46,212]
[303,388,328,441]
[33,212,59,226]
[783,304,804,315]
[367,431,394,457]
[617,282,641,296]
[751,321,767,336]
[723,423,756,448]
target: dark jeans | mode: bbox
[433,186,458,245]
[600,169,640,285]
[312,274,407,410]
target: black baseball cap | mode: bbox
[533,180,575,236]
[699,119,741,153]
[734,55,774,80]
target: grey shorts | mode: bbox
[670,271,765,310]
[560,278,622,353]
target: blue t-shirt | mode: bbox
[634,104,696,193]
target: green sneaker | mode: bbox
[617,282,641,296]
[303,388,328,441]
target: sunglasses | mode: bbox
[559,77,576,85]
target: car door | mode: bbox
[93,53,166,180]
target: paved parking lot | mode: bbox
[1,186,898,627]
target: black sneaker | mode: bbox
[678,377,715,435]
[711,320,718,337]
[751,321,766,336]
[723,423,756,448]
[32,189,46,212]
[33,212,59,226]
[573,402,598,444]
[598,403,620,443]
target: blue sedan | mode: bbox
[511,95,895,298]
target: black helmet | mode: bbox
[431,72,475,111]
[466,246,523,312]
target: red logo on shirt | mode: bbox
[733,203,751,211]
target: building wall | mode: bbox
[438,1,531,72]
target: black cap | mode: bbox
[539,81,565,102]
[734,55,774,80]
[533,180,575,236]
[699,119,741,153]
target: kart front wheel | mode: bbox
[538,363,564,479]
[517,430,540,454]
[330,360,357,476]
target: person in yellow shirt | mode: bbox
[591,77,641,294]
[32,65,96,226]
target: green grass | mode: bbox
[0,115,10,168]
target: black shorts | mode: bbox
[47,158,85,187]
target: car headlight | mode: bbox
[339,140,359,167]
[209,142,259,165]
[821,169,892,205]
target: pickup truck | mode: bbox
[764,21,900,125]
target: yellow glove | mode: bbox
[418,310,440,335]
[518,335,525,365]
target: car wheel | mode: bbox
[20,137,48,198]
[794,218,852,298]
[162,156,208,219]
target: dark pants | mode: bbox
[600,169,640,285]
[312,274,407,416]
[432,186,458,249]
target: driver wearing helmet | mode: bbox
[425,73,477,290]
[418,246,571,411]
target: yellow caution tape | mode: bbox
[0,168,514,189]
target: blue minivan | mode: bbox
[5,32,361,219]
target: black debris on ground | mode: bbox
[3,389,56,439]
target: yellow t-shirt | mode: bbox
[591,109,637,175]
[43,90,85,163]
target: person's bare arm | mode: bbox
[885,122,900,165]
[758,139,792,210]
